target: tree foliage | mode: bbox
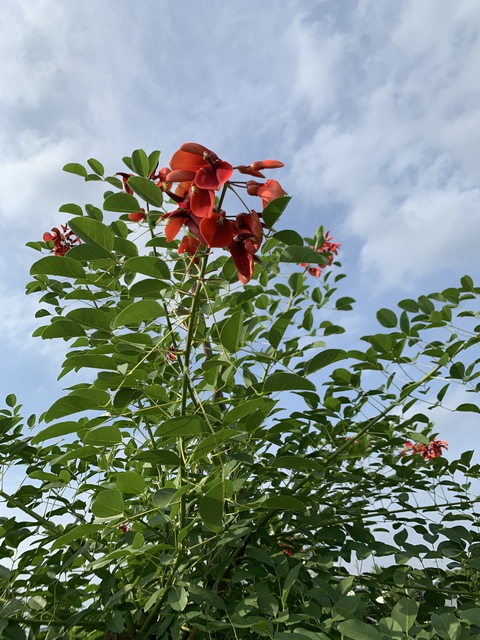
[0,146,479,639]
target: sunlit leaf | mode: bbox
[91,489,124,518]
[30,256,86,279]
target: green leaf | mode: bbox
[191,429,236,462]
[398,298,419,312]
[269,309,296,349]
[51,524,103,550]
[377,308,398,328]
[131,149,150,177]
[87,158,105,176]
[91,489,124,518]
[5,394,16,407]
[66,243,112,261]
[279,246,329,264]
[59,203,83,216]
[83,426,122,446]
[45,389,110,422]
[391,597,418,632]
[460,609,480,626]
[127,176,164,207]
[113,300,163,328]
[263,372,316,393]
[199,480,224,532]
[272,229,303,246]
[306,348,347,374]
[68,216,115,252]
[31,421,81,444]
[106,611,124,635]
[30,256,86,278]
[337,619,381,640]
[41,320,86,340]
[116,471,146,495]
[224,398,270,424]
[113,236,138,257]
[431,613,462,640]
[133,450,181,465]
[85,203,103,221]
[167,585,188,612]
[63,162,87,178]
[155,416,207,437]
[148,150,161,175]
[263,196,292,228]
[262,496,306,511]
[103,192,142,213]
[456,403,480,413]
[335,296,355,311]
[129,278,169,298]
[271,456,323,471]
[123,256,170,279]
[219,310,244,352]
[64,354,117,371]
[67,308,115,331]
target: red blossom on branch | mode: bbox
[43,225,81,256]
[119,142,288,284]
[128,209,146,223]
[402,437,448,460]
[300,231,341,278]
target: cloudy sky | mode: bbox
[1,0,479,459]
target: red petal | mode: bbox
[195,164,219,190]
[166,169,196,183]
[230,241,254,284]
[190,186,214,218]
[165,216,185,242]
[212,160,233,187]
[170,149,207,173]
[180,142,218,162]
[200,215,235,248]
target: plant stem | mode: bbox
[178,255,209,532]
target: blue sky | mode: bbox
[1,0,479,461]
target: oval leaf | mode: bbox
[263,372,316,393]
[128,176,164,207]
[377,308,398,328]
[116,471,146,495]
[199,480,224,532]
[91,489,124,518]
[83,426,122,446]
[30,256,86,278]
[262,496,306,511]
[113,300,163,328]
[337,619,381,640]
[68,217,115,252]
[103,192,142,213]
[123,256,170,279]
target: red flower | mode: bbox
[229,210,264,284]
[247,179,285,209]
[128,209,146,223]
[194,159,233,191]
[43,225,81,256]
[116,172,134,195]
[178,235,205,259]
[301,231,340,277]
[169,142,218,172]
[237,159,284,178]
[402,437,448,460]
[199,212,235,248]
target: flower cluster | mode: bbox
[402,437,448,460]
[300,231,340,278]
[126,142,285,284]
[43,225,81,256]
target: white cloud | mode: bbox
[288,0,480,290]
